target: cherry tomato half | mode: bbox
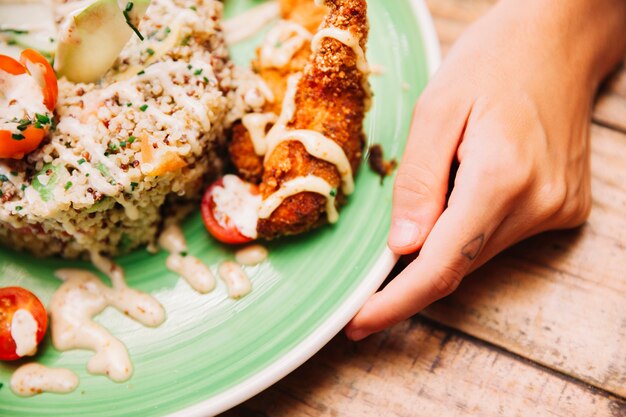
[0,50,57,159]
[0,287,48,361]
[0,125,47,160]
[201,177,258,245]
[0,55,27,75]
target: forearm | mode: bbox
[493,0,626,90]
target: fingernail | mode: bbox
[346,328,370,341]
[389,219,420,248]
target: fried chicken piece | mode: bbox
[257,0,370,238]
[228,0,327,183]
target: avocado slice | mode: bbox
[54,0,150,83]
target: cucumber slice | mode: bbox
[54,0,150,83]
[32,164,63,202]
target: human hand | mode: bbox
[345,0,626,340]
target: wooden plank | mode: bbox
[224,318,625,416]
[422,124,626,397]
[425,0,626,134]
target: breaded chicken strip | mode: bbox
[228,0,327,183]
[257,0,370,238]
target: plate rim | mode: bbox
[171,1,441,415]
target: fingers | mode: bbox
[347,163,508,340]
[388,90,472,255]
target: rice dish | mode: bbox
[0,0,263,258]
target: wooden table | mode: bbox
[225,1,626,415]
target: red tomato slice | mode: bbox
[0,287,48,361]
[201,177,258,245]
[0,55,27,75]
[19,49,58,111]
[0,125,47,160]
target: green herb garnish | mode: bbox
[12,133,25,140]
[123,2,144,41]
[35,113,50,124]
[77,158,86,165]
[194,68,203,76]
[64,181,73,190]
[139,104,148,112]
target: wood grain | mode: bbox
[425,0,626,134]
[225,318,625,417]
[422,124,626,397]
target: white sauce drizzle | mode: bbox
[235,244,268,266]
[259,21,312,69]
[311,27,370,73]
[242,112,278,155]
[51,268,166,382]
[218,262,252,299]
[10,364,79,397]
[223,0,281,45]
[159,224,216,294]
[259,175,339,223]
[10,309,38,358]
[265,127,354,194]
[212,175,262,239]
[0,72,48,133]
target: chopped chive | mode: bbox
[64,181,73,190]
[20,184,26,191]
[189,5,197,11]
[128,136,137,144]
[119,140,127,147]
[139,104,148,112]
[187,64,192,70]
[0,174,8,182]
[130,182,139,191]
[35,113,50,124]
[15,206,22,211]
[137,70,145,75]
[164,27,171,35]
[12,133,25,140]
[180,251,188,257]
[181,35,191,46]
[329,188,337,197]
[194,68,202,75]
[77,158,86,165]
[10,171,17,176]
[0,28,28,35]
[123,2,144,41]
[108,143,118,151]
[127,102,133,107]
[203,76,209,83]
[145,48,155,56]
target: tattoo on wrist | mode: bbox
[461,234,485,261]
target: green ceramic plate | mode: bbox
[0,1,439,415]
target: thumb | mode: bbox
[389,92,471,254]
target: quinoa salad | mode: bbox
[0,0,267,258]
